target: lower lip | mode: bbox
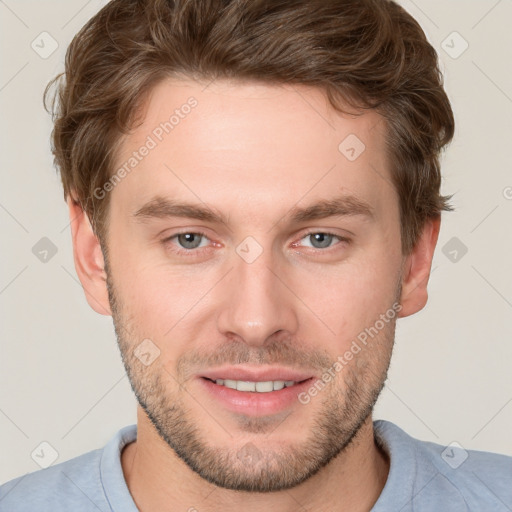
[198,377,314,416]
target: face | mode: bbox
[100,78,406,491]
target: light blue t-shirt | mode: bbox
[1,420,511,511]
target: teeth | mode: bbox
[213,379,298,392]
[256,381,273,392]
[237,381,256,392]
[224,379,237,390]
[273,381,285,391]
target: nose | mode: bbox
[216,244,299,347]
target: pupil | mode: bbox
[313,233,331,248]
[180,233,200,249]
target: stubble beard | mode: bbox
[105,267,398,492]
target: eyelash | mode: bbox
[162,229,351,257]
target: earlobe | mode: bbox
[67,196,112,316]
[398,216,441,318]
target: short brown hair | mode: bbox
[45,0,454,255]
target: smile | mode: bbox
[206,378,302,392]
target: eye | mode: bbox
[163,231,211,253]
[296,231,350,250]
[161,230,350,258]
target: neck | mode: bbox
[121,407,389,512]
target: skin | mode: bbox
[68,78,440,512]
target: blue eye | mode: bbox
[298,231,349,250]
[174,232,207,250]
[303,232,336,249]
[163,231,210,255]
[162,230,350,258]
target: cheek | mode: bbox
[107,224,208,331]
[108,214,401,349]
[299,251,400,346]
[110,265,211,378]
[121,267,211,339]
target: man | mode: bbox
[1,0,511,510]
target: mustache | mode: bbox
[176,337,333,382]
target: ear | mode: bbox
[67,196,112,316]
[398,216,440,318]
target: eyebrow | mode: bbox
[132,194,375,226]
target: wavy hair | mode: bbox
[45,0,454,255]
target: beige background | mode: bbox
[1,0,511,484]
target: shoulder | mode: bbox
[0,448,106,511]
[415,429,512,504]
[373,420,512,511]
[0,424,137,512]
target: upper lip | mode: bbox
[200,365,316,383]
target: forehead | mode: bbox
[112,78,395,222]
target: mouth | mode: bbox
[202,377,310,393]
[196,367,316,416]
